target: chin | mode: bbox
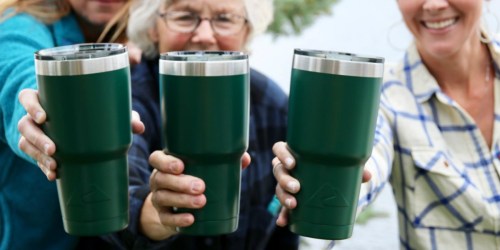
[87,14,117,26]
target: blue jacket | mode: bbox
[0,12,93,249]
[105,58,299,249]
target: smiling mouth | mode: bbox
[423,18,458,29]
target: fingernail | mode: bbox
[287,181,298,192]
[43,144,50,154]
[285,198,292,208]
[35,112,43,123]
[285,158,294,168]
[193,197,204,206]
[191,181,202,192]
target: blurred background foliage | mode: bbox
[268,0,340,37]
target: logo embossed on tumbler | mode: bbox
[306,185,349,208]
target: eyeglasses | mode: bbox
[157,11,248,36]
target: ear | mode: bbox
[148,25,159,43]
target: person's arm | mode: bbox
[0,13,56,162]
[356,105,395,213]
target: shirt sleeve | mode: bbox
[0,13,55,164]
[356,91,395,214]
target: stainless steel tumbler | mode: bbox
[35,43,132,236]
[159,51,250,235]
[287,49,384,240]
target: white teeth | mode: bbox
[425,18,456,29]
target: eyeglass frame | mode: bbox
[157,11,249,36]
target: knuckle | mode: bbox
[17,115,28,132]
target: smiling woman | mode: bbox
[271,0,500,249]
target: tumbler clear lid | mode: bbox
[293,49,384,78]
[160,51,248,76]
[35,43,129,76]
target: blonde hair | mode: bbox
[0,0,70,24]
[0,0,129,43]
[128,0,274,59]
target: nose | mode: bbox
[423,0,449,12]
[191,19,217,46]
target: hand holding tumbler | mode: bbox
[159,51,249,235]
[35,43,132,236]
[287,49,384,240]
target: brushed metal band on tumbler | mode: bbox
[293,49,385,78]
[35,44,129,76]
[160,51,248,76]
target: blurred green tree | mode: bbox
[268,0,340,37]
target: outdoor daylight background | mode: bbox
[248,0,500,249]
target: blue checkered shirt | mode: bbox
[356,37,500,249]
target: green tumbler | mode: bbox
[34,44,132,236]
[159,51,249,235]
[287,49,384,240]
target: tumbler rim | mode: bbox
[294,49,384,64]
[293,49,385,78]
[159,51,248,76]
[35,43,129,76]
[160,51,247,61]
[35,43,126,61]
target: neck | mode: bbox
[418,41,491,94]
[75,15,105,42]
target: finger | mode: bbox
[241,152,251,169]
[151,189,206,209]
[17,114,55,156]
[275,184,297,209]
[150,170,205,195]
[18,136,56,171]
[276,207,289,227]
[156,206,195,228]
[362,169,372,183]
[272,141,295,170]
[273,161,300,194]
[149,151,184,174]
[18,89,45,124]
[131,110,145,134]
[37,161,57,181]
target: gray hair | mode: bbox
[127,0,274,59]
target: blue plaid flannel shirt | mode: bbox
[355,37,500,249]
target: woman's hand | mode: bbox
[17,89,145,180]
[140,151,251,240]
[271,141,372,226]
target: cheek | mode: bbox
[159,34,191,53]
[217,36,245,51]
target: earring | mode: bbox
[480,1,499,44]
[387,20,412,52]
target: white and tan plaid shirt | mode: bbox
[357,37,500,249]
